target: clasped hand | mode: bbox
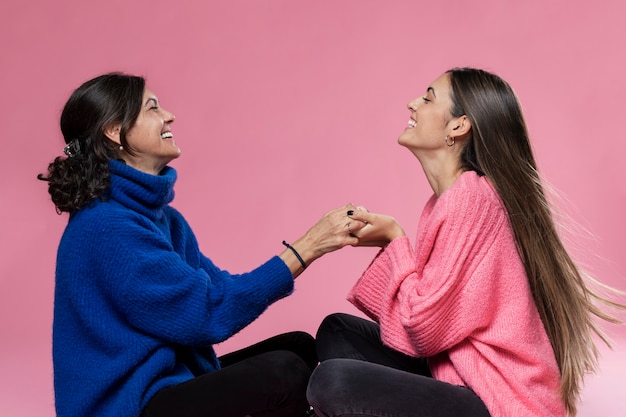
[290,204,406,275]
[303,204,405,252]
[346,207,405,247]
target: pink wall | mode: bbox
[1,1,624,415]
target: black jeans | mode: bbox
[306,313,491,417]
[141,331,316,417]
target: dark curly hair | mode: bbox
[38,73,145,213]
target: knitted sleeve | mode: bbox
[348,177,509,357]
[72,205,294,346]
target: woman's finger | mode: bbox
[347,209,373,224]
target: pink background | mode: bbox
[1,1,625,415]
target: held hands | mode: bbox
[346,207,405,247]
[294,204,365,262]
[281,204,405,277]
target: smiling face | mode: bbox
[118,87,180,175]
[398,72,458,153]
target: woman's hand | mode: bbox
[280,204,365,277]
[298,204,367,258]
[347,207,405,247]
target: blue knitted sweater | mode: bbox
[53,160,295,417]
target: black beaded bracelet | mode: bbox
[282,240,307,270]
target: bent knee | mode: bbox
[306,359,360,407]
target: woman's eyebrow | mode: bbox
[427,87,436,97]
[144,97,158,107]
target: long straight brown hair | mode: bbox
[447,67,622,415]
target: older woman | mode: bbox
[39,73,363,417]
[306,68,621,417]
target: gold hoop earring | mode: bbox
[445,135,455,147]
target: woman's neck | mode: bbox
[416,153,464,197]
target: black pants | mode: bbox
[141,331,316,417]
[306,313,491,417]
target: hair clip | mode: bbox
[63,139,80,157]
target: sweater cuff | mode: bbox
[247,256,295,305]
[347,237,414,320]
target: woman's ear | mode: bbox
[104,124,122,144]
[450,115,471,137]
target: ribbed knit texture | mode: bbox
[347,171,565,417]
[53,160,295,417]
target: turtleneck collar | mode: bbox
[108,160,177,220]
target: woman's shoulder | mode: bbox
[66,199,153,241]
[430,171,506,227]
[62,201,189,254]
[442,171,501,208]
[71,198,137,223]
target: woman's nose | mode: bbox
[407,98,419,112]
[163,109,175,123]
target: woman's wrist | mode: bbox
[279,237,318,279]
[282,241,307,270]
[388,224,406,242]
[290,236,321,265]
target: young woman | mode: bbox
[39,73,365,417]
[306,67,622,417]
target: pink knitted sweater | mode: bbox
[348,171,566,417]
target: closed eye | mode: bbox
[423,86,436,103]
[145,97,160,111]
